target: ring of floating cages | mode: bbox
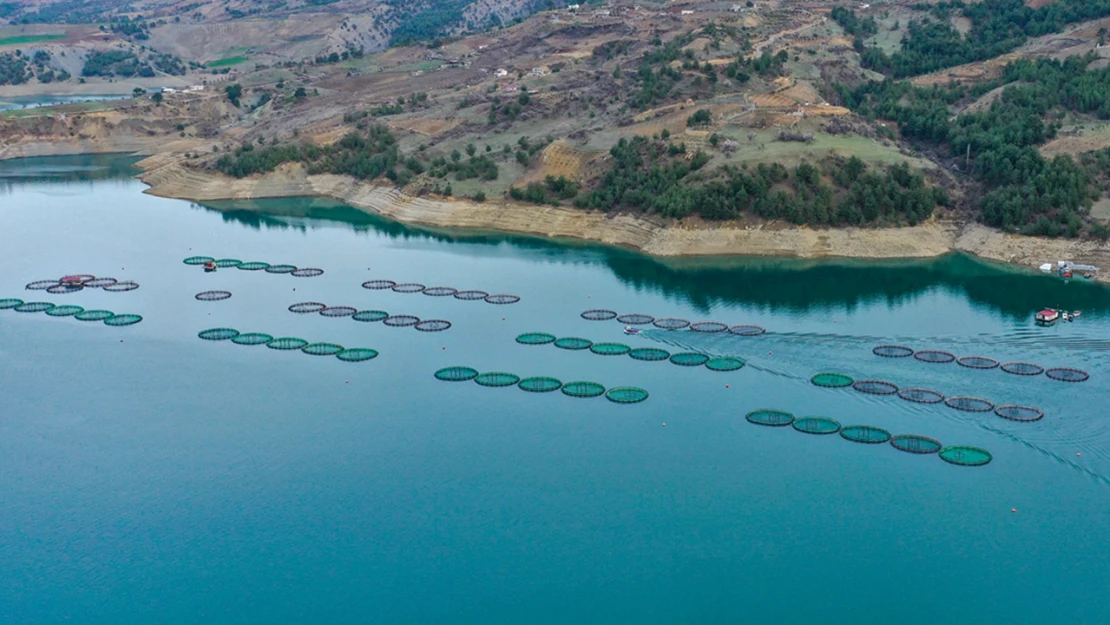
[231,332,273,346]
[302,342,345,356]
[214,258,242,268]
[745,409,795,427]
[653,317,690,330]
[61,274,95,283]
[291,268,324,278]
[102,281,139,292]
[1045,367,1089,383]
[84,277,118,288]
[562,381,606,398]
[1001,361,1044,376]
[26,279,60,290]
[617,313,654,325]
[46,284,83,295]
[475,372,521,387]
[423,286,458,297]
[728,324,765,336]
[793,417,841,435]
[0,298,24,309]
[690,321,728,333]
[914,350,955,364]
[383,315,420,327]
[890,435,942,454]
[320,306,358,318]
[581,309,618,321]
[670,352,710,366]
[606,386,649,404]
[852,379,899,395]
[811,372,854,388]
[591,342,631,356]
[939,446,993,467]
[183,255,214,265]
[454,290,488,301]
[352,310,389,322]
[957,355,1000,370]
[839,425,892,444]
[705,356,745,372]
[897,387,945,404]
[629,347,670,361]
[289,302,326,314]
[336,348,378,362]
[75,309,114,322]
[518,376,563,393]
[264,264,297,274]
[104,314,142,326]
[517,332,557,345]
[435,366,479,381]
[554,337,592,350]
[14,301,53,313]
[195,290,232,301]
[485,294,520,305]
[267,337,309,350]
[994,404,1044,422]
[362,279,396,290]
[392,282,425,293]
[945,396,995,412]
[414,319,452,332]
[237,261,270,271]
[46,305,83,317]
[873,344,914,358]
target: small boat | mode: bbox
[1072,311,1082,318]
[623,326,641,335]
[1035,309,1059,324]
[203,261,217,272]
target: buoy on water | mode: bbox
[1011,508,1017,513]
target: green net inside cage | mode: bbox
[669,352,709,366]
[183,256,214,265]
[46,305,83,317]
[562,381,606,398]
[104,314,142,326]
[214,258,242,268]
[793,417,841,435]
[705,356,745,372]
[265,264,297,274]
[232,332,274,345]
[0,298,24,309]
[938,446,992,466]
[516,332,556,345]
[840,425,892,444]
[75,309,114,322]
[475,372,521,387]
[606,387,649,404]
[591,342,631,356]
[745,409,795,427]
[629,347,670,361]
[238,261,271,271]
[891,435,942,454]
[267,337,309,350]
[519,376,563,393]
[436,366,479,381]
[353,310,389,322]
[554,337,593,350]
[302,342,345,356]
[811,372,854,388]
[199,328,240,341]
[336,348,379,362]
[15,301,53,313]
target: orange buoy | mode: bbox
[1011,508,1017,513]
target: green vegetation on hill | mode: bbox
[215,125,407,183]
[81,49,185,77]
[0,51,28,85]
[0,34,65,46]
[208,56,248,68]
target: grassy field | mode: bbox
[0,34,66,46]
[207,56,249,68]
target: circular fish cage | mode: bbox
[728,324,765,336]
[554,337,592,350]
[745,409,795,427]
[897,388,945,404]
[104,314,142,326]
[853,379,899,395]
[231,332,274,346]
[200,328,240,341]
[939,446,993,466]
[914,350,955,364]
[793,417,841,435]
[705,357,745,372]
[183,256,214,265]
[0,298,24,309]
[102,281,139,292]
[237,261,270,271]
[84,277,118,288]
[670,352,709,367]
[994,404,1044,422]
[320,306,358,318]
[26,279,60,290]
[14,301,53,313]
[519,377,563,393]
[945,396,995,412]
[562,381,606,398]
[195,290,232,301]
[1001,361,1044,376]
[336,348,378,362]
[415,319,452,332]
[75,309,114,322]
[617,313,654,325]
[214,259,242,268]
[653,317,690,330]
[423,286,458,297]
[392,283,425,293]
[454,290,488,301]
[475,372,520,387]
[516,332,557,345]
[581,309,618,321]
[629,347,670,361]
[46,284,83,295]
[302,342,345,356]
[267,337,309,350]
[606,387,649,404]
[291,268,324,277]
[353,310,389,322]
[840,425,892,444]
[957,355,1000,370]
[265,264,297,274]
[289,302,326,314]
[1045,367,1089,383]
[362,279,396,290]
[872,345,914,358]
[811,373,854,388]
[485,294,520,305]
[690,321,728,333]
[591,342,631,356]
[890,435,942,454]
[435,366,479,381]
[46,305,83,317]
[383,315,420,327]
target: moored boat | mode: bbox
[1035,309,1059,324]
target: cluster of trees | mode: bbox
[488,91,531,124]
[387,0,474,45]
[215,125,404,183]
[423,145,499,181]
[81,50,153,77]
[109,18,151,40]
[830,7,878,37]
[508,175,579,205]
[0,51,29,85]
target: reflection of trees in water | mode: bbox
[0,154,140,192]
[198,196,1110,319]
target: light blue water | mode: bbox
[1,156,1109,624]
[0,94,130,112]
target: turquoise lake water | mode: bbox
[1,155,1109,623]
